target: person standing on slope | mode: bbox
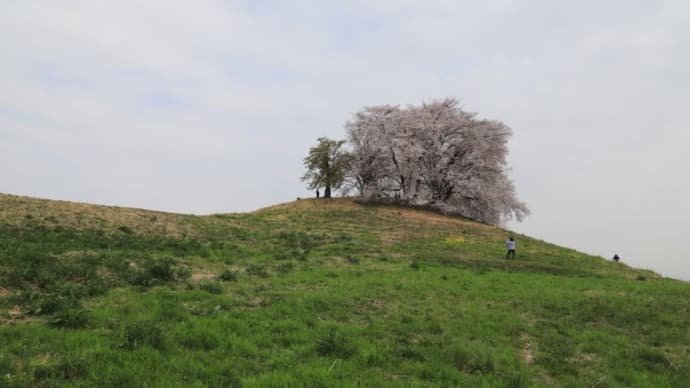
[506,237,516,260]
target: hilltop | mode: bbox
[0,193,688,387]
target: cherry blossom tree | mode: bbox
[344,98,529,225]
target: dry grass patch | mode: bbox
[190,271,216,283]
[521,333,536,365]
[33,353,56,366]
[7,305,24,320]
[356,299,386,314]
[0,193,198,238]
[583,289,606,297]
[568,352,600,367]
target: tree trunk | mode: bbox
[324,186,332,198]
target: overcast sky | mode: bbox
[2,1,688,281]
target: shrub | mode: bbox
[468,352,495,374]
[50,308,89,329]
[276,231,315,251]
[246,264,269,278]
[179,329,220,351]
[24,292,60,315]
[129,271,153,287]
[218,270,238,282]
[176,265,192,281]
[199,282,223,295]
[636,348,671,370]
[120,321,167,350]
[147,258,176,282]
[364,351,385,367]
[83,275,111,297]
[450,345,495,374]
[504,370,529,388]
[33,356,88,381]
[129,257,179,286]
[208,368,242,387]
[25,291,80,316]
[315,328,356,358]
[410,261,421,270]
[400,347,426,361]
[117,226,133,235]
[277,262,294,275]
[8,254,73,291]
[153,297,188,322]
[199,245,213,258]
[0,355,12,375]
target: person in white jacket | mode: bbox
[506,237,516,260]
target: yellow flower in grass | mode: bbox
[445,236,465,245]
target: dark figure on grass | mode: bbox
[612,254,620,262]
[506,237,516,260]
[316,189,320,199]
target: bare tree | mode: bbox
[344,98,529,225]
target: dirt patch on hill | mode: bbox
[356,299,386,314]
[190,271,216,283]
[521,333,535,365]
[7,305,24,320]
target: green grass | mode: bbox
[0,193,688,387]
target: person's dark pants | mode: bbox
[506,249,515,259]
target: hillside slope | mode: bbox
[0,193,688,387]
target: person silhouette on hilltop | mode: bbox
[612,254,620,262]
[506,237,516,260]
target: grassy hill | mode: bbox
[0,193,688,387]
